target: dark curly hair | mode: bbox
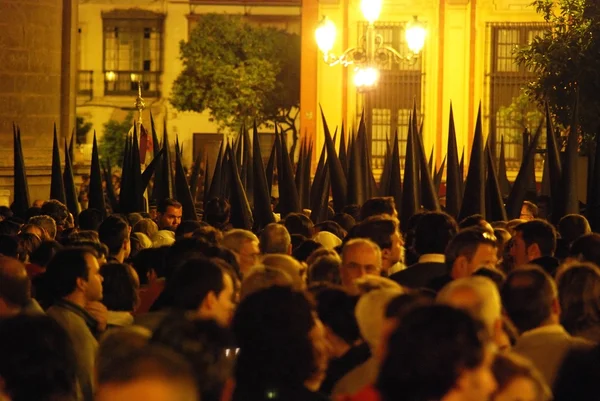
[377,304,489,401]
[232,286,319,401]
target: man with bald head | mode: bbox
[340,238,382,294]
[0,256,33,317]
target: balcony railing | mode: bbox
[104,71,161,97]
[78,70,93,98]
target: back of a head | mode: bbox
[315,220,346,240]
[221,229,258,254]
[261,254,304,290]
[570,233,600,266]
[29,240,63,267]
[558,214,591,245]
[66,230,100,245]
[0,314,77,401]
[458,214,492,232]
[192,225,223,245]
[204,197,231,230]
[100,263,139,312]
[332,213,356,233]
[95,344,198,401]
[97,326,151,384]
[555,263,600,334]
[437,276,502,333]
[351,215,398,251]
[445,227,497,270]
[315,286,361,345]
[308,255,341,285]
[29,215,57,240]
[284,213,314,238]
[176,220,204,239]
[133,218,159,240]
[151,315,234,401]
[341,204,361,222]
[359,197,396,221]
[515,219,557,257]
[292,239,323,263]
[522,201,539,219]
[232,286,316,391]
[41,200,69,228]
[355,288,403,349]
[166,258,225,311]
[0,256,30,310]
[127,213,144,228]
[166,236,207,265]
[240,265,293,300]
[260,223,291,254]
[501,265,556,333]
[377,304,488,401]
[98,215,129,256]
[78,208,103,231]
[414,211,458,255]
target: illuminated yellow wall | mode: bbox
[310,0,543,172]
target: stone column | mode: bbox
[0,0,76,204]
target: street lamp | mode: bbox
[315,0,426,90]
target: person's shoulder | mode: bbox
[335,385,381,401]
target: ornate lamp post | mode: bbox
[315,0,426,91]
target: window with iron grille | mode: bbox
[486,23,547,171]
[102,10,164,97]
[356,21,424,172]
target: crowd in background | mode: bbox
[1,195,600,401]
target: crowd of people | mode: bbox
[1,195,600,401]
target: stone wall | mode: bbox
[0,0,76,204]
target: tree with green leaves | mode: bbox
[76,116,92,145]
[516,0,600,136]
[498,91,544,143]
[99,112,133,165]
[171,13,300,139]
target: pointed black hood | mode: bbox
[400,114,419,233]
[556,95,580,221]
[174,141,198,221]
[50,124,66,204]
[189,153,202,203]
[458,104,486,221]
[498,135,512,196]
[386,129,403,217]
[446,104,462,218]
[276,127,301,216]
[414,113,440,211]
[88,132,106,217]
[226,144,253,230]
[485,140,508,222]
[252,122,276,229]
[505,121,543,219]
[63,138,80,217]
[12,125,30,219]
[320,107,348,211]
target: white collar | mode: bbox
[417,254,445,264]
[520,324,567,338]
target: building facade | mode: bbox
[76,0,543,177]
